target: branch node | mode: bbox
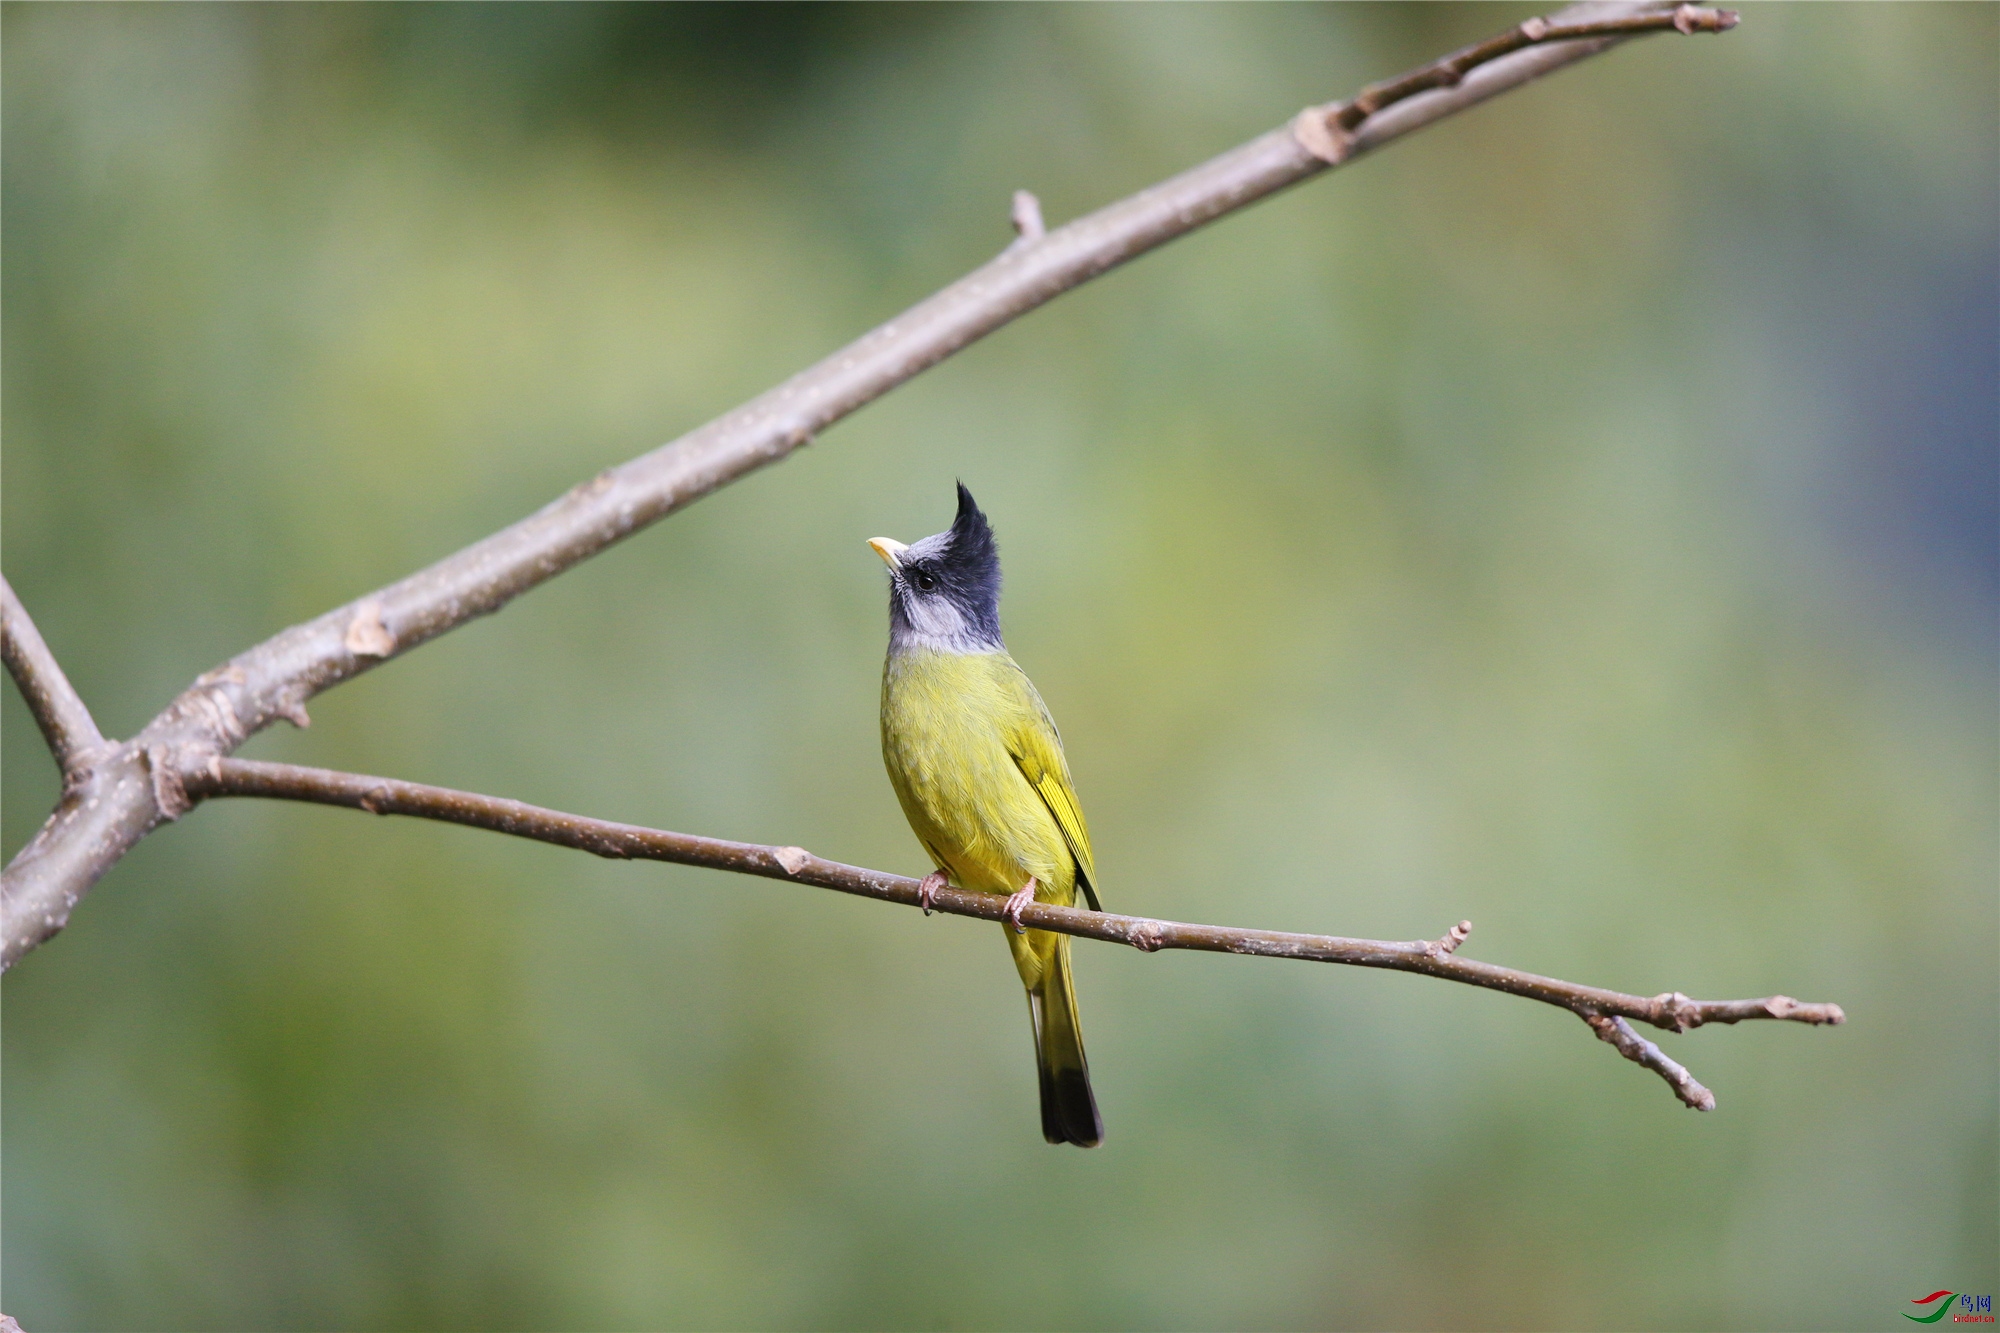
[145,746,192,822]
[1430,919,1473,957]
[772,845,810,876]
[1585,1013,1715,1111]
[1519,16,1551,41]
[343,600,396,658]
[1009,190,1046,244]
[1128,919,1166,953]
[276,691,312,730]
[1650,989,1701,1032]
[199,687,246,747]
[58,741,116,796]
[358,787,390,816]
[1291,106,1352,165]
[1673,4,1737,35]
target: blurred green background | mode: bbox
[3,4,1993,1329]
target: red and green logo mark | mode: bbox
[1910,1292,1995,1323]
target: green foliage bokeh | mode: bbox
[3,4,1994,1329]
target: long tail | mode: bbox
[1029,934,1103,1147]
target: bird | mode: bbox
[869,483,1104,1148]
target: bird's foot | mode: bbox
[1003,878,1039,935]
[916,871,948,916]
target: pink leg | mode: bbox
[1003,877,1039,934]
[916,871,948,916]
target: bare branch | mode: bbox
[1325,5,1737,144]
[1,576,106,777]
[1585,1014,1715,1111]
[182,758,1842,1108]
[2,1,1739,967]
[1295,3,1736,162]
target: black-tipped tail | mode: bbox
[1037,1059,1102,1148]
[1030,938,1103,1147]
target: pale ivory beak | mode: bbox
[867,537,909,569]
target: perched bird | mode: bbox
[870,484,1104,1148]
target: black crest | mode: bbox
[935,482,1002,640]
[944,481,998,580]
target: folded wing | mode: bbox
[1000,666,1100,912]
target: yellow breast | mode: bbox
[880,647,1075,902]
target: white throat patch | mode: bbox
[889,590,997,655]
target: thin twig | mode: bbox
[1294,3,1736,162]
[1,577,106,778]
[1009,190,1046,246]
[182,757,1842,1108]
[1585,1013,1715,1111]
[1344,5,1737,134]
[3,1,1737,968]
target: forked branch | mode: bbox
[181,758,1843,1110]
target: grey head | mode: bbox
[868,482,1005,655]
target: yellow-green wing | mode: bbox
[999,667,1100,911]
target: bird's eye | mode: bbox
[911,569,938,592]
